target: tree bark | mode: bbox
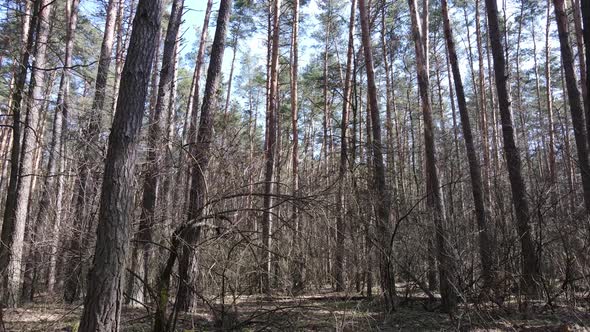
[334,0,356,293]
[181,0,214,215]
[546,0,557,183]
[175,0,231,312]
[0,0,52,308]
[442,0,495,292]
[259,0,281,296]
[555,0,590,215]
[24,0,80,301]
[290,0,305,293]
[358,0,396,312]
[582,0,590,150]
[0,0,34,302]
[64,0,120,303]
[485,0,541,294]
[128,0,184,307]
[572,0,590,147]
[78,0,163,330]
[409,0,457,312]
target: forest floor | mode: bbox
[3,288,590,331]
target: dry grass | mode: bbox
[2,289,590,331]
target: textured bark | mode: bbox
[176,0,231,312]
[64,0,119,303]
[554,0,590,215]
[78,0,163,330]
[546,0,557,183]
[358,0,395,311]
[409,0,457,312]
[0,0,34,300]
[572,0,590,147]
[485,0,541,294]
[181,0,214,215]
[442,0,495,291]
[290,0,305,293]
[259,0,281,296]
[25,0,80,301]
[334,0,356,293]
[0,0,52,308]
[128,0,184,306]
[475,0,491,198]
[582,0,590,150]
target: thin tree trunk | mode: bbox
[475,0,491,199]
[0,0,34,288]
[546,0,557,183]
[0,0,52,308]
[358,0,395,312]
[582,0,590,150]
[181,0,214,214]
[259,0,281,296]
[175,0,231,313]
[442,0,495,292]
[290,0,305,293]
[554,0,590,215]
[572,0,590,146]
[409,0,457,312]
[24,0,80,301]
[334,0,356,293]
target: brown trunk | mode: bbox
[358,0,395,311]
[334,0,356,293]
[126,0,184,307]
[442,0,495,291]
[572,0,590,146]
[260,0,281,296]
[582,0,590,149]
[0,0,34,301]
[78,0,163,330]
[554,0,590,215]
[485,0,541,294]
[0,0,52,307]
[64,0,119,303]
[175,0,231,312]
[546,0,557,183]
[24,0,80,301]
[475,0,491,199]
[290,0,305,293]
[409,0,457,312]
[181,0,214,215]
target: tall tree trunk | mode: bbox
[290,0,305,293]
[572,0,590,147]
[181,0,214,214]
[475,0,491,199]
[582,0,590,149]
[126,0,184,307]
[0,0,34,304]
[175,0,231,312]
[259,0,281,296]
[409,0,457,312]
[358,0,395,312]
[546,0,557,183]
[24,0,80,301]
[334,0,356,293]
[0,0,52,308]
[485,0,541,294]
[554,0,590,215]
[77,0,163,330]
[64,0,119,303]
[442,0,495,292]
